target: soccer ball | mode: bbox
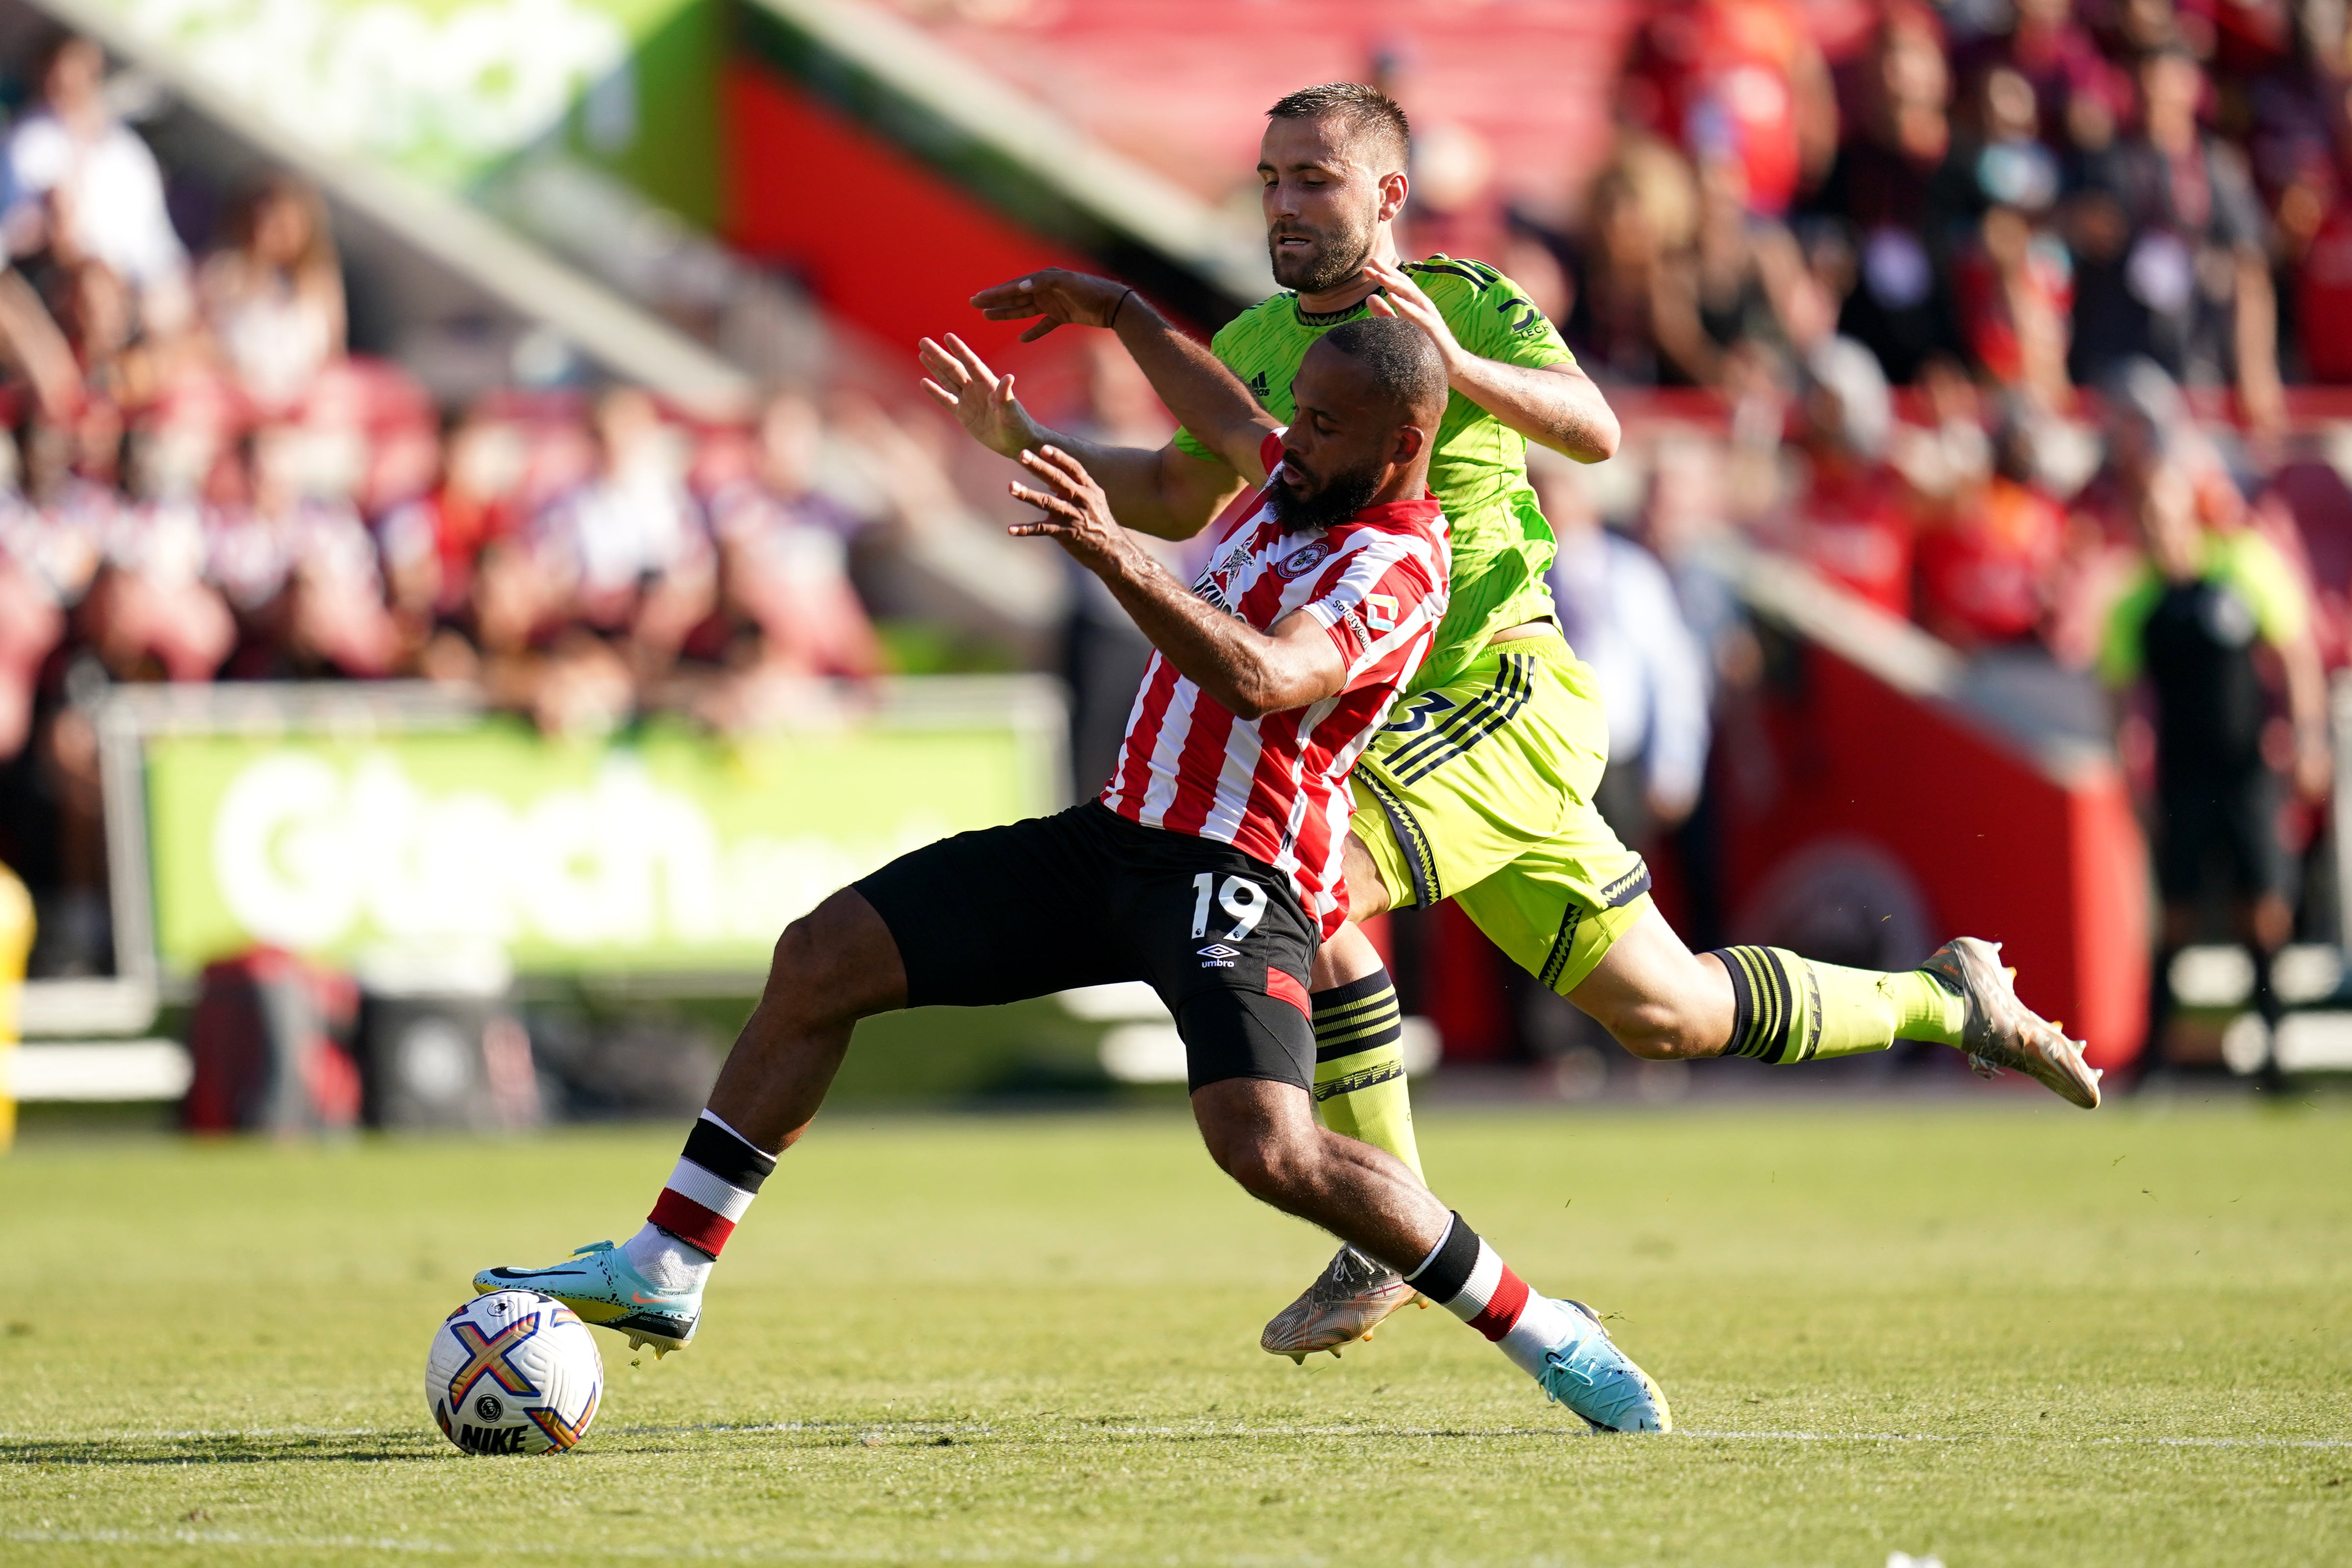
[426,1290,604,1455]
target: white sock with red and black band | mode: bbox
[621,1111,777,1292]
[1403,1211,1586,1378]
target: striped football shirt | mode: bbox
[1102,432,1449,938]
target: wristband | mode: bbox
[1109,287,1136,328]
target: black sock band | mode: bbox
[1709,946,1797,1063]
[1403,1211,1480,1300]
[1312,971,1403,1065]
[683,1113,777,1194]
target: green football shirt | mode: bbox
[1173,255,1576,692]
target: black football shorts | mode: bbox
[856,802,1319,1091]
[2155,764,2285,904]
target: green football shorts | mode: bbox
[1351,633,1654,995]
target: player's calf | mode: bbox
[476,890,907,1354]
[1192,1079,1668,1432]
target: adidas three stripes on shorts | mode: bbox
[1350,632,1654,996]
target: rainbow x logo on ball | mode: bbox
[443,1313,543,1406]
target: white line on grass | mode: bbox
[8,1423,2349,1451]
[1676,1429,2352,1449]
[0,1531,1167,1563]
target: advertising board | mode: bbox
[94,680,1063,990]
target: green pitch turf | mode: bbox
[3,1100,2349,1566]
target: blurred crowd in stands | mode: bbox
[1490,0,2352,1064]
[4,4,2352,1036]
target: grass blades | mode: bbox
[2,1101,2348,1566]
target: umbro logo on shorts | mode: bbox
[1199,943,1240,966]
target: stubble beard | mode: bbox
[1269,214,1376,295]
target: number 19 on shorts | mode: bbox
[1191,872,1265,942]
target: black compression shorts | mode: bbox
[855,802,1319,1092]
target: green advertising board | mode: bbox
[120,682,1062,979]
[92,0,719,222]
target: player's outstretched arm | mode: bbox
[920,331,1248,541]
[1363,257,1621,464]
[1009,445,1343,719]
[971,269,1279,484]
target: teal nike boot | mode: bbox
[1536,1300,1672,1433]
[474,1241,699,1356]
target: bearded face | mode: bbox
[1267,202,1378,294]
[1260,116,1391,296]
[1269,444,1385,532]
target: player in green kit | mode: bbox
[920,82,2101,1364]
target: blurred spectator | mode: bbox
[1564,136,1816,391]
[1564,138,1700,386]
[707,391,882,684]
[1539,453,1711,853]
[2090,0,2205,61]
[1631,431,1755,946]
[1890,354,1995,500]
[2240,0,2346,221]
[379,414,525,633]
[31,408,236,688]
[524,387,715,683]
[2098,452,2329,1073]
[2065,47,2284,425]
[198,176,345,417]
[2,35,189,333]
[1806,4,1966,383]
[208,425,399,678]
[1678,156,1800,384]
[0,435,61,758]
[1914,401,2070,650]
[1617,0,1838,219]
[1946,66,2078,403]
[1955,0,2132,154]
[1786,336,1915,614]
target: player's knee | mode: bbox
[1593,995,1709,1060]
[765,888,904,1025]
[1211,1125,1318,1205]
[1192,1079,1322,1204]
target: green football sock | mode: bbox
[1310,971,1423,1183]
[1707,945,1965,1063]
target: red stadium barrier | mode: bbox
[1719,638,2149,1073]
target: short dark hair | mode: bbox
[1266,82,1411,173]
[1318,315,1447,427]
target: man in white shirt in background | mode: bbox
[2,33,191,331]
[1534,452,1710,858]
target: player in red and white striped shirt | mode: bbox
[1103,423,1447,941]
[476,316,1667,1434]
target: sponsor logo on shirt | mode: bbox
[1332,610,1369,662]
[1194,545,1256,618]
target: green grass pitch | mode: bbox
[3,1099,2349,1565]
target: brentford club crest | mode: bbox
[1275,541,1332,581]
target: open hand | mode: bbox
[1008,445,1126,569]
[919,333,1038,459]
[969,268,1134,343]
[1362,256,1466,378]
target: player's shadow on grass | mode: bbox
[0,1434,444,1467]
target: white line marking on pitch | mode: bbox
[6,1423,2349,1451]
[0,1532,1125,1563]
